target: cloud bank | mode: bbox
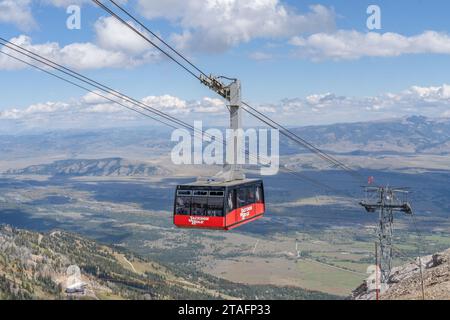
[255,84,450,124]
[0,16,158,70]
[137,0,336,53]
[3,1,450,64]
[0,92,226,131]
[1,85,449,131]
[290,30,450,60]
[0,0,36,31]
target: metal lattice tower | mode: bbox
[360,186,413,283]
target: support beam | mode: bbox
[200,75,245,182]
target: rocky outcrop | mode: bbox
[353,249,450,300]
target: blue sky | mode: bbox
[1,0,450,130]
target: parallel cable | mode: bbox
[0,38,194,131]
[92,0,201,81]
[0,41,341,195]
[105,0,210,79]
[4,0,368,198]
[242,102,364,182]
[91,0,365,185]
[242,104,343,169]
[0,50,179,130]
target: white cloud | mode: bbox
[141,95,188,114]
[58,42,136,69]
[305,93,344,106]
[0,27,159,70]
[191,97,225,113]
[87,103,123,113]
[0,0,36,30]
[41,0,87,7]
[94,16,152,54]
[249,84,450,125]
[140,95,226,114]
[2,84,450,130]
[0,35,130,70]
[405,84,450,100]
[0,93,228,130]
[0,3,160,71]
[41,0,127,8]
[0,0,105,30]
[81,91,110,105]
[0,0,129,31]
[290,30,450,60]
[137,0,335,53]
[0,101,70,119]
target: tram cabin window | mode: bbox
[207,191,225,216]
[227,189,236,212]
[247,186,256,205]
[236,185,257,207]
[192,190,208,216]
[176,190,192,215]
[255,185,263,203]
[237,187,246,207]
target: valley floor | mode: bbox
[1,170,449,298]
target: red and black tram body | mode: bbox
[173,179,265,230]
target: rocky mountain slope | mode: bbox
[0,225,337,300]
[0,116,449,164]
[0,224,211,299]
[5,158,170,177]
[290,116,450,155]
[353,248,450,300]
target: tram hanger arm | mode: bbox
[199,74,238,103]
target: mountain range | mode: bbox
[0,116,448,166]
[5,158,169,177]
[289,116,450,155]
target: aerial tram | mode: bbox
[174,179,265,230]
[173,76,266,230]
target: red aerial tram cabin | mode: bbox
[173,179,265,230]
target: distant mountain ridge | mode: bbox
[0,116,449,163]
[288,116,450,155]
[5,158,170,177]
